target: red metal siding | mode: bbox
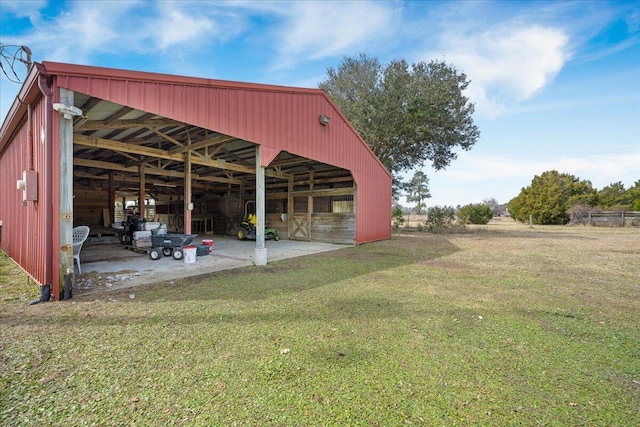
[48,62,392,244]
[0,96,49,285]
[353,172,393,243]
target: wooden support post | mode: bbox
[109,172,115,225]
[184,150,192,234]
[287,173,294,239]
[255,145,267,265]
[307,172,313,241]
[58,89,75,290]
[139,165,145,219]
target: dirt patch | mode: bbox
[74,270,143,291]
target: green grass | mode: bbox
[1,221,639,426]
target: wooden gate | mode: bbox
[289,215,310,240]
[289,195,311,241]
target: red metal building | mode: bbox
[0,62,392,299]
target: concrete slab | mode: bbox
[74,235,348,295]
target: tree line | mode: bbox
[508,170,640,225]
[391,169,639,230]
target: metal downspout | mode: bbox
[37,65,55,299]
[27,104,33,170]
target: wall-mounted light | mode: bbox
[319,115,330,126]
[53,103,83,120]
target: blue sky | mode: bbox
[1,0,638,207]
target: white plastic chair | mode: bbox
[72,226,90,274]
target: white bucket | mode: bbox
[183,246,197,264]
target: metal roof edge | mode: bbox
[42,61,325,95]
[0,63,45,156]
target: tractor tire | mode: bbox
[237,229,246,240]
[274,234,280,241]
[172,249,184,260]
[149,249,162,260]
[162,247,173,257]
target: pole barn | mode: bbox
[0,62,392,300]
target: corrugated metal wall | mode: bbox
[0,96,49,284]
[53,65,392,243]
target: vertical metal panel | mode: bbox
[48,64,392,244]
[0,95,49,285]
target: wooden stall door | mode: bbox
[289,196,310,241]
[289,215,310,240]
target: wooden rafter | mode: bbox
[169,134,236,154]
[147,127,184,148]
[73,134,288,179]
[77,118,182,131]
[103,106,134,124]
[73,157,243,185]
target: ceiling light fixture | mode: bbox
[53,103,83,120]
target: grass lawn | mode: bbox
[1,219,639,426]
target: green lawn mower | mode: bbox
[237,201,280,241]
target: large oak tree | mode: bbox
[319,54,480,193]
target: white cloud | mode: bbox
[0,1,252,64]
[438,25,570,119]
[1,1,141,64]
[153,8,213,50]
[273,1,400,68]
[148,1,252,51]
[0,0,46,19]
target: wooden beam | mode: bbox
[169,134,236,154]
[104,106,134,124]
[147,127,184,148]
[75,134,173,158]
[77,118,183,131]
[73,172,211,191]
[74,157,139,172]
[290,187,356,197]
[74,134,289,179]
[74,156,243,185]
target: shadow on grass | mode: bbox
[127,234,460,302]
[6,294,442,332]
[2,234,460,328]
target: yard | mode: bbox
[1,218,639,426]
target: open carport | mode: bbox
[0,61,392,300]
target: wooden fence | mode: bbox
[577,211,640,226]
